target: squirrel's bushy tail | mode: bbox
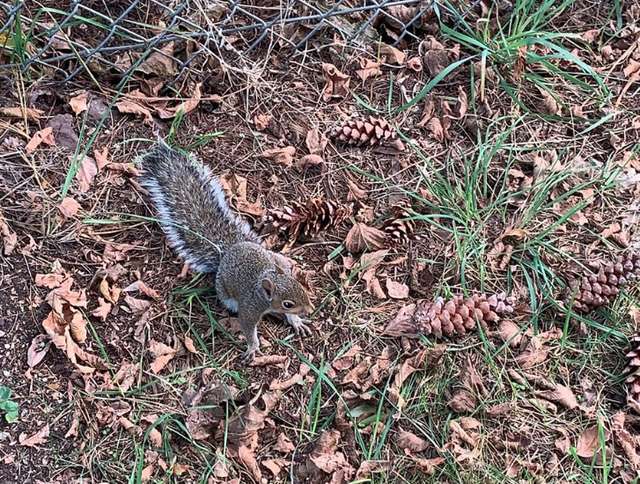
[137,141,260,273]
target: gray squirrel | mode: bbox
[137,142,313,361]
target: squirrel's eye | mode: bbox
[282,300,295,310]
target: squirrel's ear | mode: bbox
[261,277,274,301]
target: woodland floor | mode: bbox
[1,1,640,483]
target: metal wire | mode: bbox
[0,0,436,83]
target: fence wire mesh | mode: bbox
[0,0,445,86]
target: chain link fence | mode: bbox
[0,0,446,86]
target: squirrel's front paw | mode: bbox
[286,314,313,337]
[241,344,262,364]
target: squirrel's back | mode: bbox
[137,142,261,273]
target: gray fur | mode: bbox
[137,142,260,274]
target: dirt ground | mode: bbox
[1,0,640,483]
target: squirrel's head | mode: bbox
[259,270,313,316]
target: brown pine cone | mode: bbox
[330,116,405,151]
[565,252,640,313]
[381,205,418,244]
[625,334,640,414]
[261,198,352,242]
[384,293,515,338]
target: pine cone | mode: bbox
[625,334,640,414]
[330,116,405,151]
[381,206,418,243]
[385,293,515,338]
[261,198,351,242]
[565,253,640,313]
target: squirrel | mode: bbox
[137,141,313,361]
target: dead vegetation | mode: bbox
[0,0,640,482]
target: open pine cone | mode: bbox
[381,205,419,244]
[329,116,405,151]
[625,334,640,414]
[385,293,515,338]
[565,253,640,313]
[261,198,352,242]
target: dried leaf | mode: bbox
[270,363,310,391]
[332,344,362,372]
[305,128,327,155]
[69,311,87,344]
[27,334,51,368]
[250,354,288,367]
[576,426,600,459]
[611,412,640,469]
[91,297,112,321]
[238,445,262,481]
[380,44,406,65]
[149,339,177,374]
[157,82,203,119]
[19,425,50,447]
[184,336,197,354]
[261,146,296,167]
[94,146,110,171]
[0,212,17,256]
[123,280,161,300]
[69,91,89,115]
[538,88,561,116]
[111,361,139,392]
[0,106,43,121]
[321,63,351,101]
[25,127,55,154]
[136,41,177,77]
[254,113,272,131]
[448,390,477,413]
[262,458,286,477]
[75,155,98,193]
[149,427,163,448]
[125,294,152,315]
[115,99,154,123]
[385,279,409,299]
[345,223,387,253]
[396,429,429,454]
[35,273,66,289]
[296,154,324,170]
[64,411,80,438]
[58,197,81,218]
[411,456,445,474]
[535,385,578,410]
[274,433,296,454]
[406,56,423,72]
[355,58,382,81]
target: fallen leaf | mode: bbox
[262,458,286,477]
[238,445,262,481]
[148,339,177,374]
[274,433,296,454]
[58,197,81,218]
[344,223,387,253]
[19,425,50,447]
[250,354,288,367]
[308,430,355,477]
[111,361,139,392]
[321,63,351,101]
[75,155,98,193]
[69,311,87,344]
[227,392,280,449]
[611,412,640,469]
[218,172,264,217]
[385,279,409,299]
[538,88,561,115]
[493,320,524,347]
[296,154,324,170]
[136,41,177,77]
[253,113,272,131]
[183,336,197,354]
[453,85,468,119]
[94,146,109,171]
[157,82,203,119]
[448,389,477,413]
[27,334,51,368]
[0,106,43,121]
[332,344,362,372]
[46,277,87,308]
[123,280,161,300]
[406,56,422,72]
[69,91,89,115]
[355,58,382,81]
[47,114,78,151]
[35,273,66,289]
[91,297,112,321]
[412,456,445,474]
[380,43,406,65]
[0,212,17,256]
[149,427,163,448]
[115,99,154,123]
[64,410,80,438]
[305,128,327,155]
[535,384,578,410]
[125,294,152,315]
[270,363,310,391]
[25,127,55,154]
[396,429,429,454]
[575,426,600,459]
[261,146,296,167]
